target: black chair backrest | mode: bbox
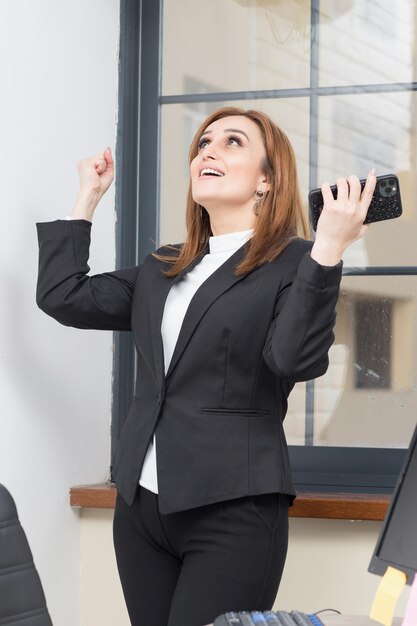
[0,484,53,625]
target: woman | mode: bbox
[36,107,376,626]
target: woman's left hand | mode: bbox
[311,169,376,266]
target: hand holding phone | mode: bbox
[309,173,402,232]
[309,171,375,266]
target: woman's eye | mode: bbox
[198,138,210,149]
[198,135,242,150]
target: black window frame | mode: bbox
[112,0,417,492]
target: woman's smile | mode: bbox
[199,166,225,178]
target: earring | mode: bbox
[253,189,265,215]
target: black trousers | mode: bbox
[113,486,289,626]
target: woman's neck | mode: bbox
[207,207,256,236]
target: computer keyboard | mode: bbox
[213,609,325,626]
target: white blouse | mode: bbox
[138,229,254,493]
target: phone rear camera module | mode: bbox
[378,178,396,198]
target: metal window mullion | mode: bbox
[159,81,417,105]
[343,267,417,276]
[111,0,142,469]
[112,0,163,470]
[305,0,321,447]
[137,0,162,262]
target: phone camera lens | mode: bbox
[378,178,396,198]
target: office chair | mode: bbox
[0,483,53,625]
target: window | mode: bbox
[114,0,417,492]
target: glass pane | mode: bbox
[309,276,416,448]
[162,0,311,95]
[317,91,417,267]
[159,98,310,245]
[319,1,416,86]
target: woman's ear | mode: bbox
[260,176,272,193]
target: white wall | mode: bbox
[0,2,120,625]
[281,518,410,616]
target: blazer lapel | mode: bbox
[148,247,208,387]
[148,274,173,387]
[165,243,250,382]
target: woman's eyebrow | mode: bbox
[223,128,249,140]
[199,128,250,141]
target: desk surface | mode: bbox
[319,616,401,626]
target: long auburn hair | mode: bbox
[154,106,309,276]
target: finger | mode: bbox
[104,147,114,171]
[336,177,349,202]
[94,158,107,174]
[321,181,334,206]
[347,175,361,203]
[359,169,377,211]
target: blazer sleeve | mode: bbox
[36,219,140,331]
[262,246,343,382]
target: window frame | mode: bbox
[112,0,417,492]
[111,0,162,465]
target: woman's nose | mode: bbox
[200,142,218,160]
[202,148,216,160]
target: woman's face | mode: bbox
[190,115,270,215]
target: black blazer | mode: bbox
[36,219,342,514]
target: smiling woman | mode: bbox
[155,107,312,278]
[36,104,375,626]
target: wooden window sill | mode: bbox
[69,484,391,521]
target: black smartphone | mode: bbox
[308,173,402,231]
